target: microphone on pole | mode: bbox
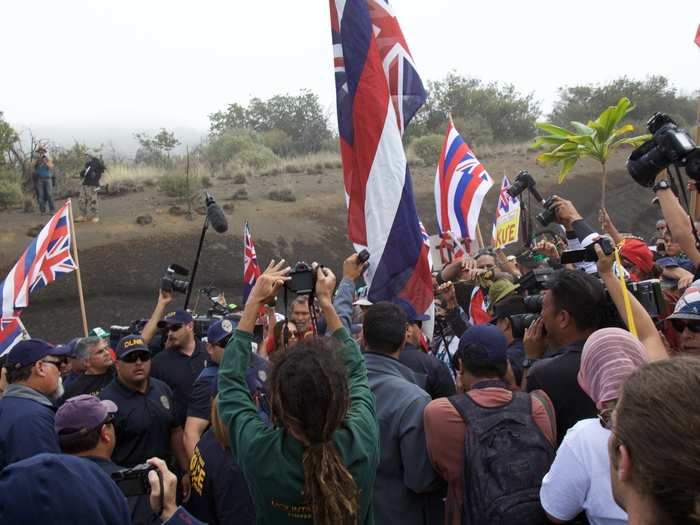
[205,192,228,233]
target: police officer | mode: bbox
[99,335,190,498]
[0,339,71,469]
[183,319,270,459]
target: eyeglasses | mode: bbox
[121,351,151,364]
[41,359,64,370]
[167,324,183,332]
[598,408,614,430]
[102,414,115,426]
[670,319,700,334]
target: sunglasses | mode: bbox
[41,358,65,370]
[167,324,183,332]
[598,408,614,430]
[670,319,700,334]
[121,351,152,364]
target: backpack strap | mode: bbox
[528,390,557,445]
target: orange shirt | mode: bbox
[423,387,557,525]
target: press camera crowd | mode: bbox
[1,170,700,525]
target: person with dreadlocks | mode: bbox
[217,258,379,525]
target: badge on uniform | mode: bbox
[160,395,170,410]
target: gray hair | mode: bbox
[73,336,102,360]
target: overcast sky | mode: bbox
[1,0,698,142]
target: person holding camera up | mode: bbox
[75,153,107,223]
[31,145,56,215]
[217,259,379,525]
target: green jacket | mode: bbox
[218,327,379,524]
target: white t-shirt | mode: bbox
[540,418,628,525]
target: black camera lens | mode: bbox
[523,294,543,313]
[626,140,669,187]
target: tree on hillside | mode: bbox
[534,97,649,210]
[208,90,332,155]
[550,76,697,129]
[0,112,24,208]
[134,128,180,166]
[410,72,541,144]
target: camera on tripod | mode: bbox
[627,112,700,186]
[161,264,190,294]
[506,170,558,226]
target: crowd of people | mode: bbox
[1,167,700,525]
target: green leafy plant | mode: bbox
[533,97,650,210]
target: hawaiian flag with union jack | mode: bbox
[329,0,432,315]
[242,220,262,305]
[0,317,29,357]
[1,201,77,319]
[435,120,494,243]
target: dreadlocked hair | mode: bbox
[268,336,359,525]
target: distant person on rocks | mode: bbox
[0,339,70,469]
[60,336,115,402]
[75,154,107,223]
[32,146,56,215]
[99,334,189,501]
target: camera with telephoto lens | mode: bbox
[160,264,190,294]
[627,112,700,186]
[111,463,158,497]
[286,262,316,295]
[506,170,558,226]
[560,236,614,264]
[509,313,540,339]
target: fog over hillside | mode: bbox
[11,123,207,158]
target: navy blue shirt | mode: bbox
[151,341,207,427]
[100,377,177,467]
[187,364,219,421]
[0,385,60,470]
[399,344,456,399]
[185,428,255,525]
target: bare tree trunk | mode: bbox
[601,162,607,212]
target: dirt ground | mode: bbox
[0,149,662,342]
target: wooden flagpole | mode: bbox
[67,199,89,336]
[475,224,486,251]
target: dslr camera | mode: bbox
[506,170,558,226]
[286,262,316,295]
[111,463,157,497]
[161,263,190,294]
[627,112,700,186]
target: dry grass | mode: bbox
[104,164,167,184]
[280,151,342,174]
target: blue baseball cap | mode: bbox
[5,339,71,370]
[114,335,150,359]
[54,337,81,358]
[0,453,130,524]
[457,325,508,368]
[394,298,430,323]
[207,319,235,345]
[157,310,194,329]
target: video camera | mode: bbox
[627,112,700,186]
[516,268,554,294]
[507,170,558,227]
[161,264,190,294]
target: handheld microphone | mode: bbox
[205,192,228,233]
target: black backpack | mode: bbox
[448,389,555,525]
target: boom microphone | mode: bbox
[205,192,228,233]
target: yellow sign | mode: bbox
[494,210,520,249]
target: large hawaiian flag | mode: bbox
[329,0,432,314]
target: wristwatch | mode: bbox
[652,179,672,193]
[522,357,539,370]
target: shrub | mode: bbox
[410,134,444,166]
[237,145,279,170]
[285,163,303,174]
[158,172,200,198]
[233,174,246,184]
[0,177,23,209]
[200,175,212,188]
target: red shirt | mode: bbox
[423,387,557,525]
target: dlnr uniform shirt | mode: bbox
[100,377,177,467]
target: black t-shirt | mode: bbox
[151,341,207,426]
[526,341,596,444]
[60,368,115,403]
[100,377,177,467]
[187,365,218,421]
[185,428,255,525]
[399,345,456,399]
